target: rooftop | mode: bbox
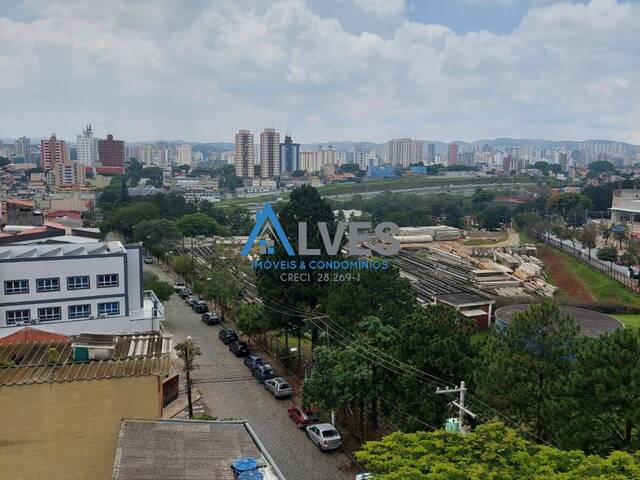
[0,332,172,386]
[0,241,125,260]
[112,419,285,480]
[0,327,70,345]
[435,292,494,307]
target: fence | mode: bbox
[534,233,640,293]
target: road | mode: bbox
[148,264,357,480]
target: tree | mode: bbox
[578,223,598,258]
[588,160,616,174]
[552,329,640,453]
[133,219,180,248]
[546,193,591,224]
[613,224,628,248]
[177,212,223,237]
[600,224,612,245]
[597,245,618,269]
[476,302,579,440]
[355,422,640,479]
[142,272,173,301]
[175,337,201,418]
[471,188,496,208]
[236,304,270,344]
[171,255,195,284]
[476,205,512,230]
[105,202,160,239]
[194,268,243,321]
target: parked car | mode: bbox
[252,364,276,384]
[178,287,191,299]
[143,256,154,264]
[243,355,265,369]
[229,340,250,357]
[306,423,342,451]
[173,282,186,292]
[355,474,373,480]
[264,377,293,398]
[192,300,208,313]
[218,328,238,345]
[287,405,320,429]
[186,295,201,307]
[201,312,219,326]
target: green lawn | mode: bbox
[463,235,507,246]
[471,329,491,345]
[548,248,640,308]
[613,314,640,331]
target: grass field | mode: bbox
[538,245,640,308]
[462,235,507,246]
[613,314,640,331]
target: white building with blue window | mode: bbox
[0,241,164,338]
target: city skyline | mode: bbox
[1,0,638,143]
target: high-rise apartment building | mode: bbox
[235,130,255,178]
[98,134,125,171]
[175,144,193,167]
[385,138,422,167]
[15,136,31,163]
[426,143,435,163]
[40,134,68,170]
[260,129,280,178]
[447,143,459,166]
[76,125,98,167]
[54,160,86,188]
[279,135,300,174]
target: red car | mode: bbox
[288,405,320,429]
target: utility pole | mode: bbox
[185,336,194,419]
[436,381,476,433]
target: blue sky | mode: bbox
[0,0,638,144]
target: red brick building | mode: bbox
[98,134,125,172]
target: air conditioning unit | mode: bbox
[98,313,108,319]
[89,316,96,320]
[30,319,39,325]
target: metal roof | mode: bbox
[0,241,125,260]
[0,333,172,386]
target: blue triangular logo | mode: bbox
[241,203,295,256]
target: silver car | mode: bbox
[264,377,292,398]
[306,423,341,451]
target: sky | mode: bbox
[0,0,639,144]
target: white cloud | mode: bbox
[0,0,638,143]
[350,0,406,17]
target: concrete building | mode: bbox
[14,136,31,163]
[385,138,422,168]
[98,134,125,172]
[426,143,435,163]
[235,130,255,178]
[299,146,340,173]
[76,124,98,167]
[280,134,300,174]
[40,134,68,170]
[3,198,43,226]
[0,241,164,338]
[139,143,169,166]
[53,160,85,189]
[447,143,458,166]
[175,143,193,167]
[610,189,640,226]
[260,128,280,178]
[0,332,173,480]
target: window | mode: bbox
[67,275,90,290]
[68,304,91,319]
[38,307,62,322]
[98,302,120,316]
[6,310,30,326]
[36,277,60,292]
[97,274,119,288]
[4,280,28,295]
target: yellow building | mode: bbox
[0,332,173,480]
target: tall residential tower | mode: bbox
[260,128,280,178]
[234,130,255,178]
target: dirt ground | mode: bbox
[537,245,595,302]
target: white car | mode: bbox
[263,377,293,398]
[306,423,341,451]
[356,474,373,480]
[173,282,186,292]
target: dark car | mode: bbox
[201,312,219,326]
[178,287,191,299]
[229,340,250,357]
[252,364,276,384]
[288,404,320,429]
[218,328,238,345]
[243,355,264,369]
[192,300,208,313]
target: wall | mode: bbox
[0,375,161,480]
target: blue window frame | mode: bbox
[67,276,90,290]
[36,277,60,292]
[97,274,119,288]
[4,280,29,295]
[98,302,120,316]
[68,304,91,320]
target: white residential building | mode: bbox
[385,138,422,167]
[76,125,99,167]
[0,242,164,338]
[175,144,193,167]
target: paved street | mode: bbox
[148,264,357,480]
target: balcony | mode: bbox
[144,290,165,321]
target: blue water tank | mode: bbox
[232,457,258,474]
[239,471,264,480]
